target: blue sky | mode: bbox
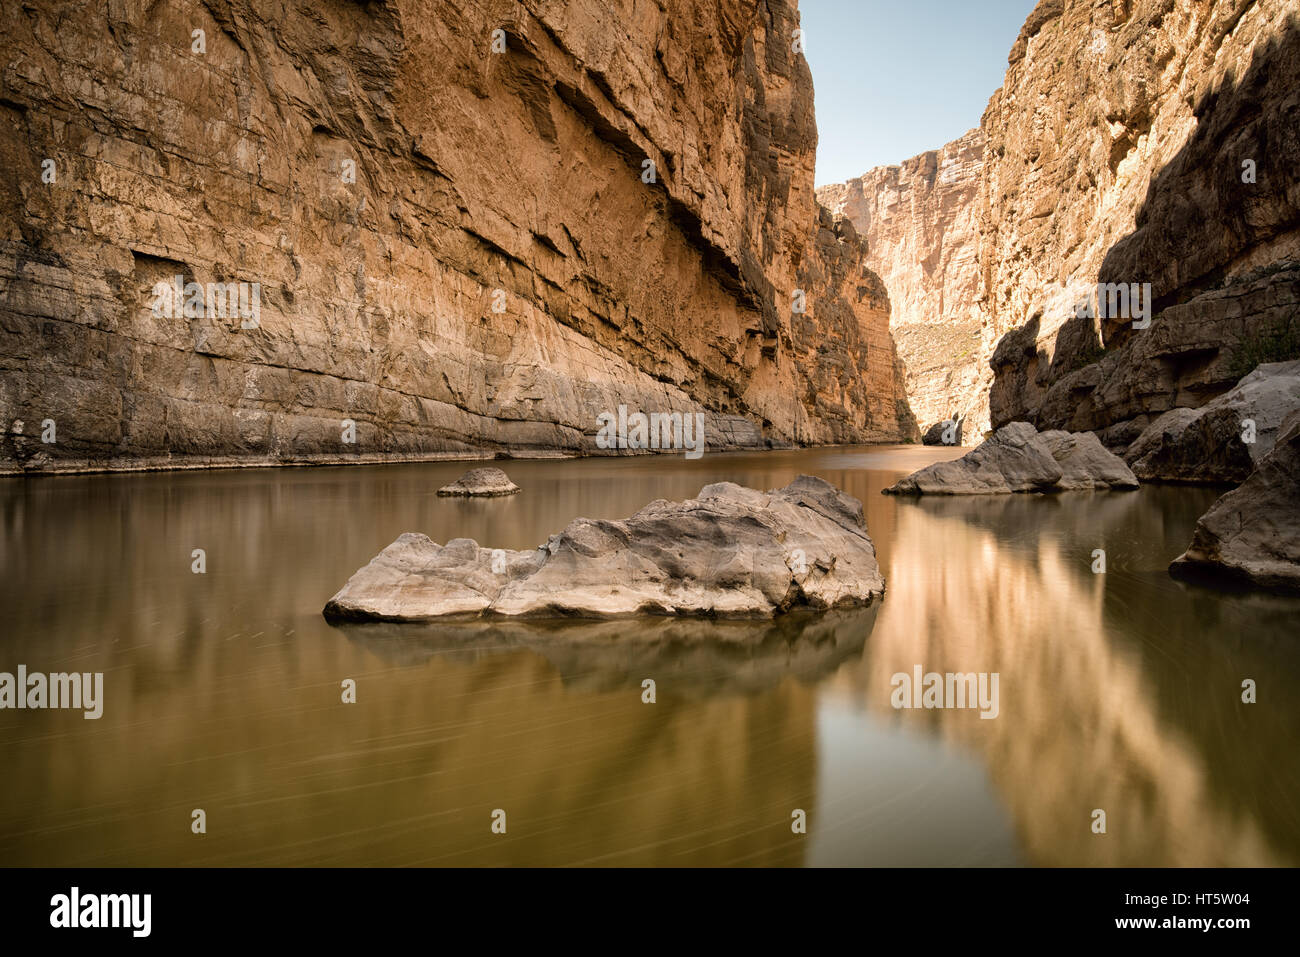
[801,0,1039,185]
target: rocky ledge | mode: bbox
[1124,361,1300,485]
[1170,413,1300,594]
[884,421,1139,495]
[437,467,521,497]
[323,476,884,622]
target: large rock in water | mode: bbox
[437,467,520,497]
[323,476,884,621]
[1125,361,1300,484]
[884,422,1138,495]
[1170,413,1300,593]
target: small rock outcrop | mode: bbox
[1125,361,1300,485]
[324,476,884,622]
[884,421,1138,495]
[437,467,520,497]
[1170,413,1300,594]
[921,417,962,447]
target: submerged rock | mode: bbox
[884,421,1138,495]
[1170,413,1300,594]
[324,476,884,621]
[1125,360,1300,485]
[437,467,520,497]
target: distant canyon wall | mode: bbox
[819,129,987,438]
[0,0,914,474]
[822,0,1299,447]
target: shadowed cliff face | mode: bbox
[820,1,1298,442]
[0,0,912,473]
[983,0,1300,433]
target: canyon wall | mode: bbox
[819,129,987,440]
[0,0,914,474]
[982,0,1300,442]
[823,0,1299,450]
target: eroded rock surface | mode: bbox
[818,129,987,438]
[884,421,1137,495]
[324,475,884,621]
[437,467,520,497]
[983,3,1300,434]
[0,0,912,474]
[822,1,1300,457]
[1170,413,1300,593]
[1125,361,1300,485]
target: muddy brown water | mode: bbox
[1,447,1296,865]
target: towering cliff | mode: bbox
[822,0,1299,449]
[819,129,986,438]
[0,0,913,474]
[981,0,1300,439]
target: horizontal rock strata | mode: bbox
[0,0,913,474]
[818,129,987,439]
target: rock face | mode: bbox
[0,0,913,474]
[823,2,1300,454]
[818,129,987,438]
[323,475,885,621]
[884,421,1137,495]
[437,467,520,497]
[1125,361,1300,484]
[981,1,1300,435]
[1171,413,1300,593]
[921,417,962,447]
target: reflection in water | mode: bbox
[334,608,877,697]
[851,492,1298,865]
[0,448,1296,865]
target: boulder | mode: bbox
[1125,360,1300,484]
[324,475,884,621]
[921,417,963,446]
[437,467,520,497]
[884,421,1138,495]
[1170,412,1300,593]
[1039,430,1140,490]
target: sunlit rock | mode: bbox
[437,467,521,497]
[884,421,1137,495]
[324,476,884,621]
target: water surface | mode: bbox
[2,448,1297,866]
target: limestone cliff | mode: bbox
[0,0,913,473]
[822,0,1299,451]
[818,129,986,439]
[980,0,1300,440]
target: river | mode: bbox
[2,447,1296,866]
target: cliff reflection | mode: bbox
[842,489,1298,866]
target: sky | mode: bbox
[801,0,1039,186]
